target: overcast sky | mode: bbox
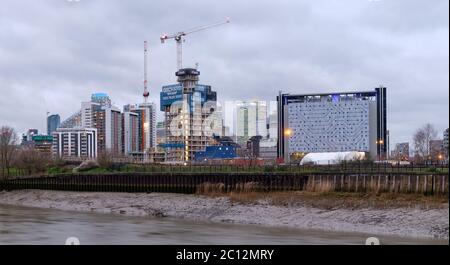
[0,0,448,147]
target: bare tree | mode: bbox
[97,150,114,169]
[14,146,51,175]
[0,126,18,179]
[413,123,438,162]
[51,154,66,168]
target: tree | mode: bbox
[413,123,438,162]
[14,146,51,175]
[51,154,66,169]
[0,126,18,179]
[97,150,114,169]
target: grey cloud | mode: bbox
[0,0,448,147]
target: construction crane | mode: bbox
[143,40,150,102]
[160,18,230,70]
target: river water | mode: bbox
[0,204,446,245]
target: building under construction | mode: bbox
[159,19,229,162]
[160,68,220,162]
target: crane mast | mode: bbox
[143,40,149,102]
[160,18,230,70]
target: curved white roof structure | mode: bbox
[300,151,366,165]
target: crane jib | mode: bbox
[160,18,231,70]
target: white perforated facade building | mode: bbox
[278,88,387,162]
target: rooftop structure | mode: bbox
[160,68,219,162]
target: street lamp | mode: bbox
[284,128,292,137]
[284,128,292,164]
[438,154,443,164]
[376,139,384,161]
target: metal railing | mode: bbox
[1,171,448,196]
[1,161,448,180]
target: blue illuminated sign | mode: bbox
[160,84,183,110]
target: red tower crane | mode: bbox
[143,40,150,102]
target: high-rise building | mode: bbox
[82,93,112,128]
[236,102,255,142]
[137,102,157,151]
[124,103,157,153]
[58,93,161,159]
[32,135,54,155]
[104,106,123,155]
[60,110,82,128]
[277,87,387,162]
[223,101,235,138]
[90,105,122,155]
[59,92,159,159]
[81,101,100,128]
[52,128,97,159]
[122,111,140,155]
[214,103,224,137]
[82,93,123,155]
[91,92,112,108]
[224,100,269,145]
[236,101,267,143]
[160,68,219,162]
[267,101,278,140]
[47,114,60,135]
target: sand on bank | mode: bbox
[0,190,448,240]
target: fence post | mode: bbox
[432,175,436,195]
[333,175,336,192]
[424,175,428,195]
[407,175,411,193]
[391,175,395,193]
[362,175,366,192]
[383,174,388,193]
[377,175,381,193]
